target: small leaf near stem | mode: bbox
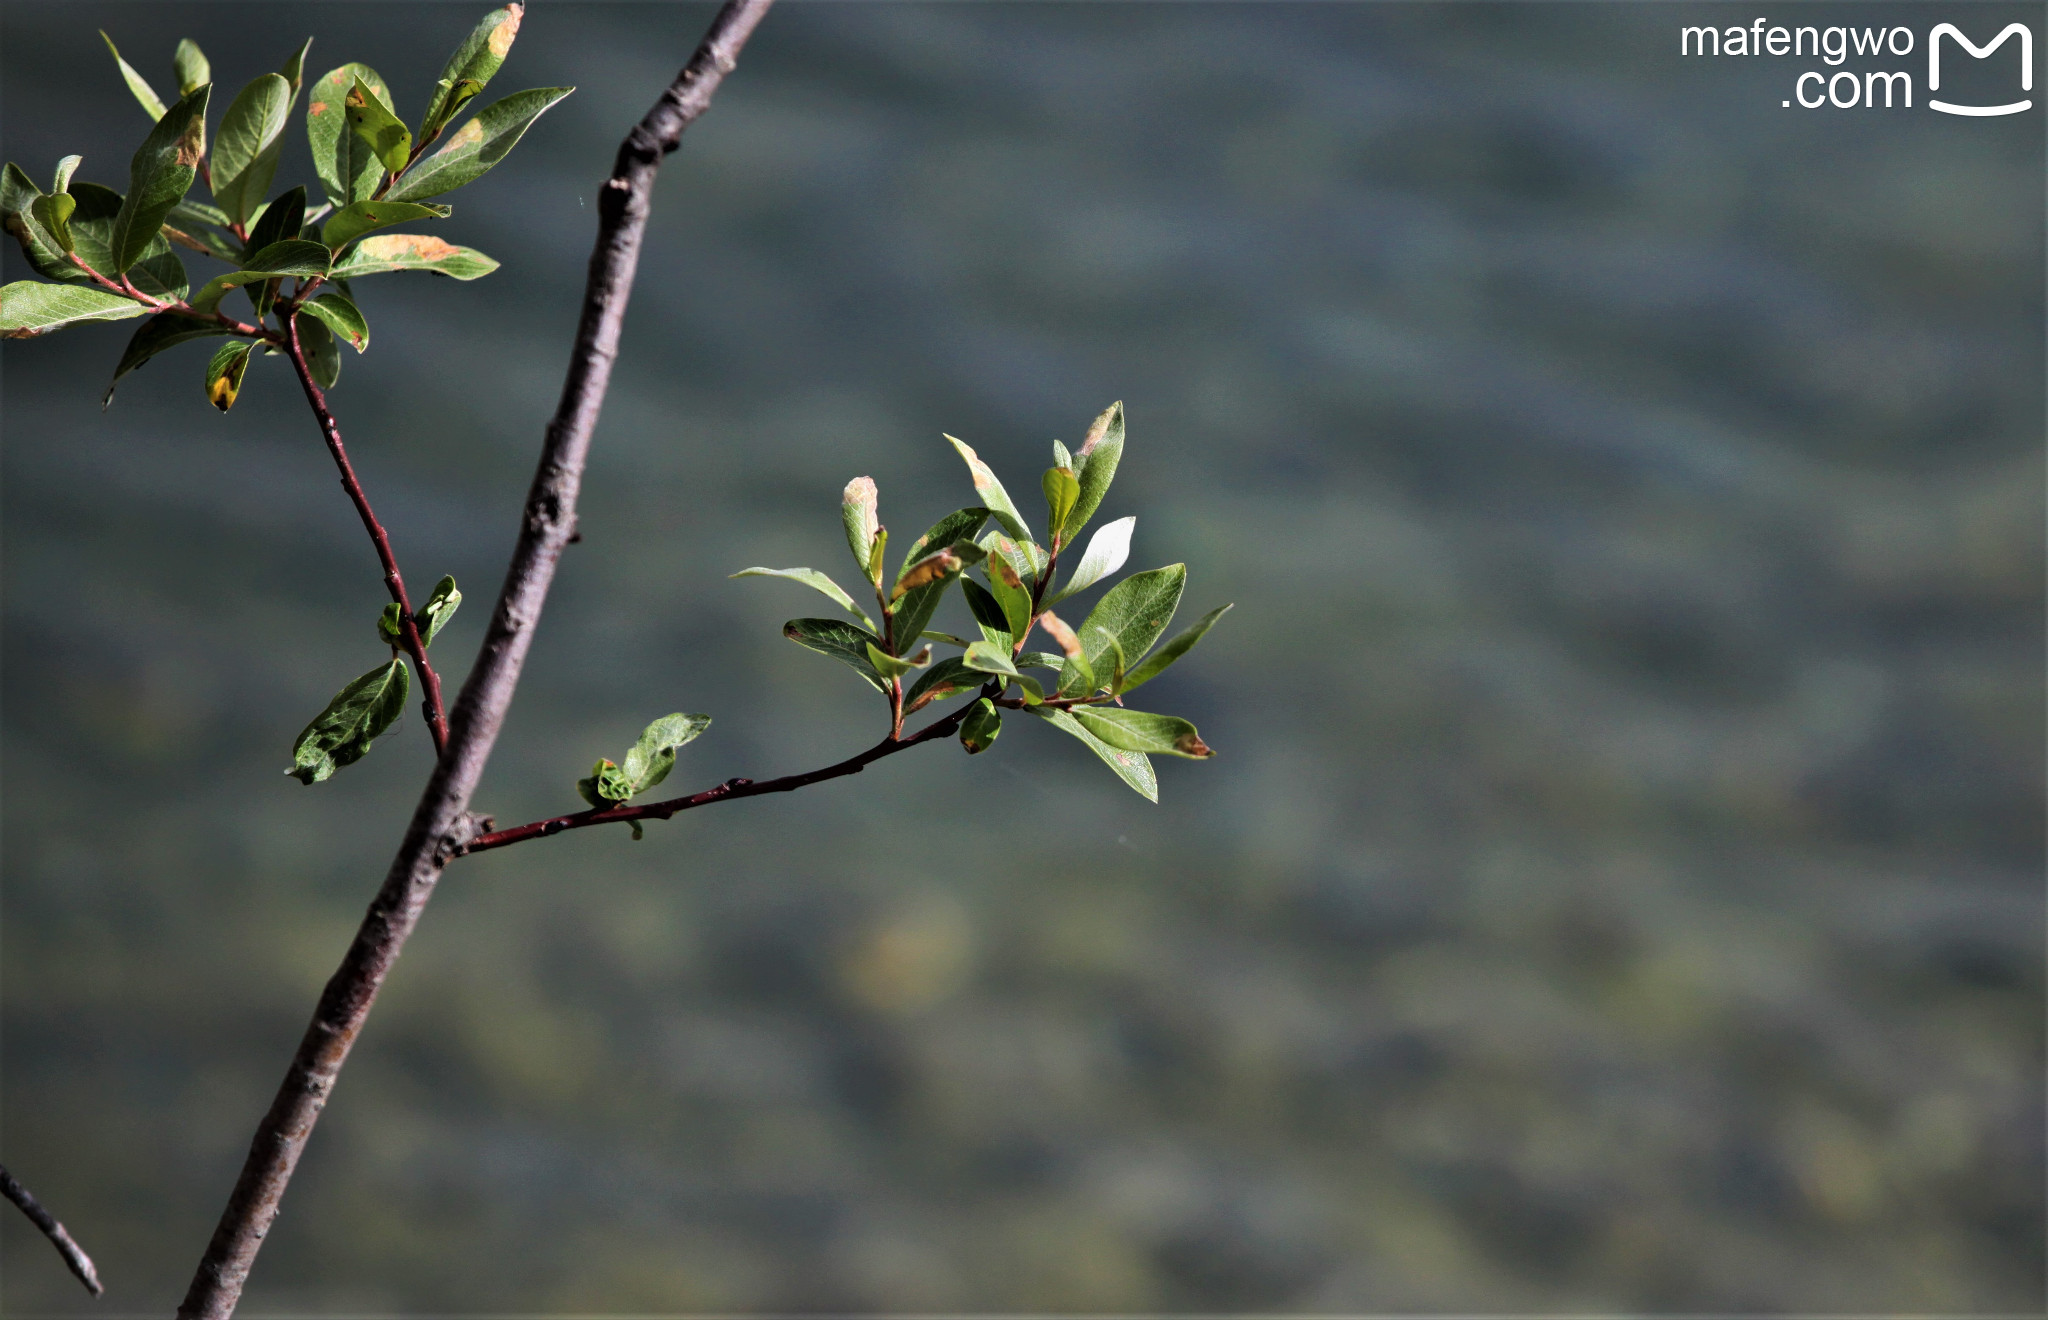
[204,339,252,410]
[287,658,409,784]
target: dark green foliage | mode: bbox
[0,11,565,389]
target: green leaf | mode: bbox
[887,531,986,653]
[783,618,888,693]
[840,476,883,584]
[1069,706,1214,759]
[204,339,252,411]
[620,711,712,796]
[30,193,75,253]
[1068,400,1125,537]
[1041,465,1080,545]
[865,642,932,680]
[110,84,208,275]
[904,656,982,714]
[319,199,450,253]
[959,698,1001,754]
[961,641,1043,704]
[169,198,230,229]
[172,39,211,96]
[244,185,306,254]
[1121,603,1230,693]
[894,507,989,585]
[287,658,409,784]
[298,291,369,353]
[383,86,574,203]
[299,310,341,388]
[413,575,461,645]
[307,64,393,206]
[1059,564,1184,698]
[378,602,406,647]
[1061,641,1097,698]
[50,156,81,196]
[239,188,308,317]
[345,76,412,175]
[103,313,232,406]
[1016,651,1068,671]
[1,162,41,221]
[330,232,497,280]
[0,281,145,337]
[1046,515,1134,605]
[188,238,330,314]
[961,578,1012,651]
[578,758,633,807]
[6,180,185,301]
[211,74,292,226]
[980,537,1034,640]
[944,434,1030,540]
[421,4,524,139]
[100,31,167,121]
[279,37,315,97]
[921,631,973,648]
[731,567,874,631]
[1052,439,1074,470]
[1027,706,1156,802]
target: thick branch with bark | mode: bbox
[0,1161,103,1295]
[174,4,776,1316]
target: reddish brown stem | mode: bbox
[279,311,449,756]
[459,698,979,857]
[0,1162,102,1296]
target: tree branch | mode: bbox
[174,4,776,1316]
[280,310,449,756]
[457,698,981,857]
[0,1161,103,1296]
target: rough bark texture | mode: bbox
[175,4,777,1314]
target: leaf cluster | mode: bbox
[737,403,1230,801]
[1,6,571,409]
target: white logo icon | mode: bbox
[1928,22,2033,116]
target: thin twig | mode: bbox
[458,698,980,857]
[0,1162,103,1296]
[174,4,776,1316]
[279,310,449,755]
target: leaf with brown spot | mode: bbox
[944,434,1031,540]
[421,4,525,139]
[110,83,210,274]
[332,232,498,280]
[1038,610,1082,659]
[384,85,572,203]
[204,339,252,411]
[307,64,393,205]
[842,475,880,581]
[1068,400,1125,538]
[1068,707,1214,761]
[891,549,962,601]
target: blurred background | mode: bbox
[2,1,2041,1312]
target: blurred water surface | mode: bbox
[1,1,2041,1311]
